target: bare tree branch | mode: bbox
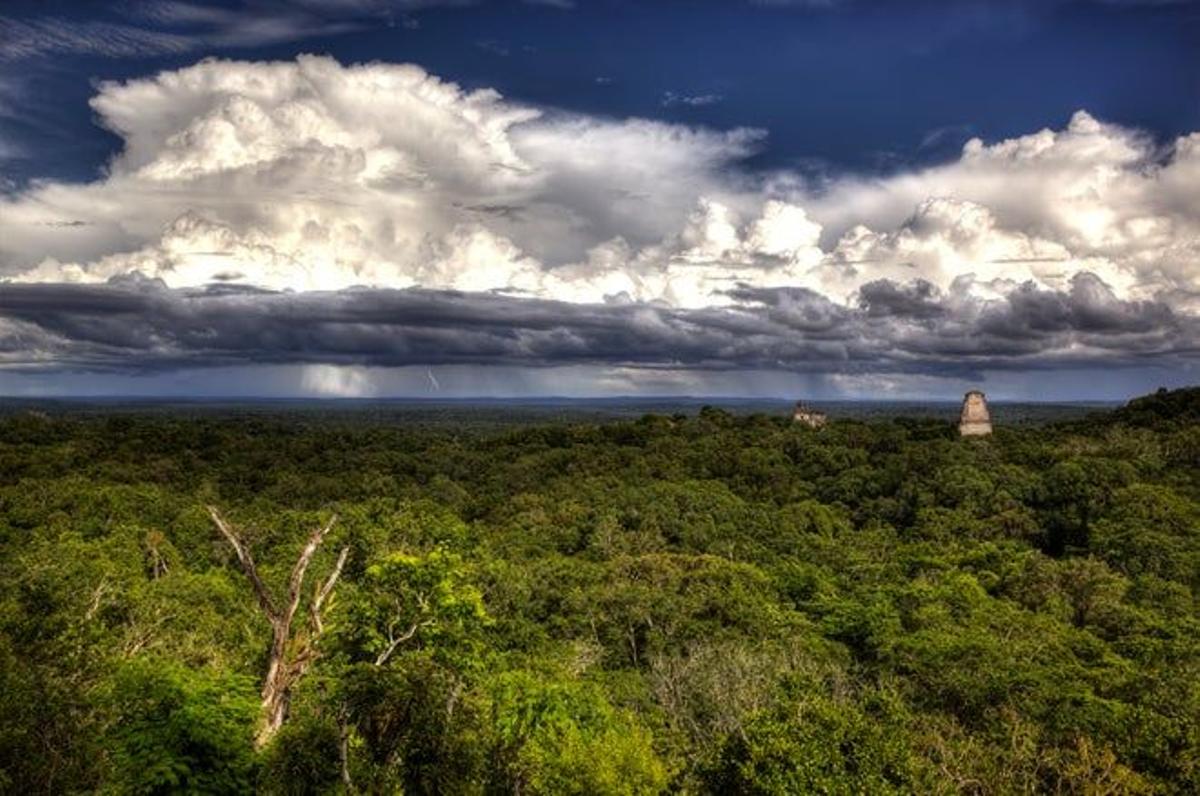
[311,546,349,635]
[281,514,338,633]
[84,578,108,621]
[207,505,277,622]
[374,621,429,667]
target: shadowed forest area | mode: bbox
[0,388,1197,794]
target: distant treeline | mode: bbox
[0,395,1115,429]
[0,388,1197,793]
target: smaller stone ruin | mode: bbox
[959,390,993,436]
[793,402,828,429]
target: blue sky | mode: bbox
[1,1,1198,399]
[4,0,1198,183]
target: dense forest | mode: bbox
[1,388,1198,794]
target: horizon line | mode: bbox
[0,394,1126,405]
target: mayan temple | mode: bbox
[959,390,993,436]
[793,401,828,429]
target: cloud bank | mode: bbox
[1,55,1197,394]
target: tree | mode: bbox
[332,549,485,669]
[328,549,488,790]
[491,671,669,795]
[207,506,348,748]
[1091,484,1200,587]
[701,678,923,795]
[104,659,258,795]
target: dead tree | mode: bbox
[207,505,349,749]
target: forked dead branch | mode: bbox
[207,505,349,748]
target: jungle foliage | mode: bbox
[0,388,1198,794]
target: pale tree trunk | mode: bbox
[337,702,354,791]
[207,506,348,749]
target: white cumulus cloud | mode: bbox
[1,55,1198,330]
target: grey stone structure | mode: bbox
[793,402,828,428]
[959,390,993,436]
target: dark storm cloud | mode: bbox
[975,274,1182,349]
[1,273,1195,376]
[0,280,856,371]
[857,279,945,320]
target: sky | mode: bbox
[0,0,1198,400]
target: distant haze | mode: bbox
[0,363,1191,403]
